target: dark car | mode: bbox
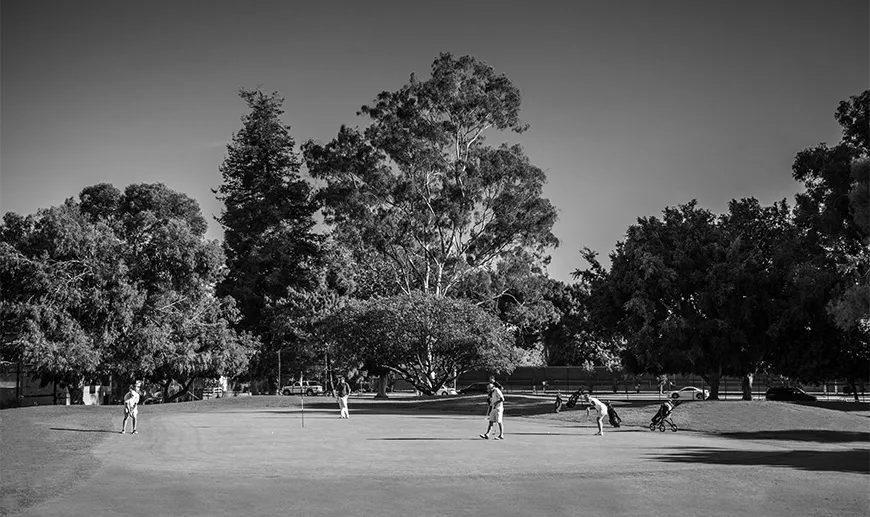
[765,387,817,401]
[458,382,492,395]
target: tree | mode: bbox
[303,54,558,298]
[215,89,322,338]
[715,199,798,399]
[1,183,256,403]
[541,273,625,371]
[1,202,135,401]
[577,200,801,399]
[322,293,516,395]
[779,90,869,397]
[107,183,257,401]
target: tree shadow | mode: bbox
[718,430,870,443]
[650,447,869,474]
[49,428,118,434]
[799,401,870,414]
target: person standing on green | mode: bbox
[120,384,140,434]
[336,376,351,419]
[479,383,505,440]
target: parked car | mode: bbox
[281,381,324,396]
[765,387,817,401]
[435,386,457,396]
[458,382,492,395]
[669,386,709,401]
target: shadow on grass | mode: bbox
[798,401,870,413]
[717,430,870,443]
[49,427,118,434]
[650,447,870,474]
[369,437,471,441]
[511,432,582,436]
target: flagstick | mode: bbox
[301,393,305,428]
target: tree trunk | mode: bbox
[374,375,389,399]
[848,378,859,403]
[741,373,753,401]
[162,380,172,403]
[702,373,721,400]
[68,381,84,405]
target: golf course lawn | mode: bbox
[1,395,868,516]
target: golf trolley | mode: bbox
[649,400,680,432]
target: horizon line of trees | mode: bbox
[1,53,866,403]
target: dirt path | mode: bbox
[18,406,869,516]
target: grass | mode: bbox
[1,394,868,515]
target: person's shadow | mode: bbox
[49,427,118,434]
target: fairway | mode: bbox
[4,397,868,517]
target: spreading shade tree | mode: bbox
[321,293,516,395]
[577,200,800,399]
[774,90,869,397]
[1,183,256,403]
[575,91,869,399]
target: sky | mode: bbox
[2,0,868,283]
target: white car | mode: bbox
[669,386,708,401]
[281,381,324,396]
[435,386,458,396]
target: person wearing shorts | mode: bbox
[121,384,139,434]
[480,383,504,440]
[583,393,608,435]
[336,376,351,419]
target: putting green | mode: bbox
[15,401,869,517]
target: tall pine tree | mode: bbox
[215,89,322,342]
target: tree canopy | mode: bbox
[303,53,558,298]
[215,89,322,335]
[1,183,256,402]
[321,293,516,395]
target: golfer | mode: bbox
[120,384,139,434]
[583,393,607,436]
[336,376,351,419]
[479,383,504,440]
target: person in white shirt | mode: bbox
[583,393,608,436]
[479,383,505,440]
[121,385,140,434]
[336,376,351,419]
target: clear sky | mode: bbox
[2,0,867,283]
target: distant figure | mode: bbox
[480,383,505,440]
[583,393,608,436]
[657,375,668,395]
[542,380,548,393]
[336,376,351,419]
[554,391,563,413]
[120,384,139,435]
[488,375,503,391]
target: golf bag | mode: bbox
[565,389,583,408]
[604,401,622,427]
[649,400,680,432]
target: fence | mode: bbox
[455,367,868,402]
